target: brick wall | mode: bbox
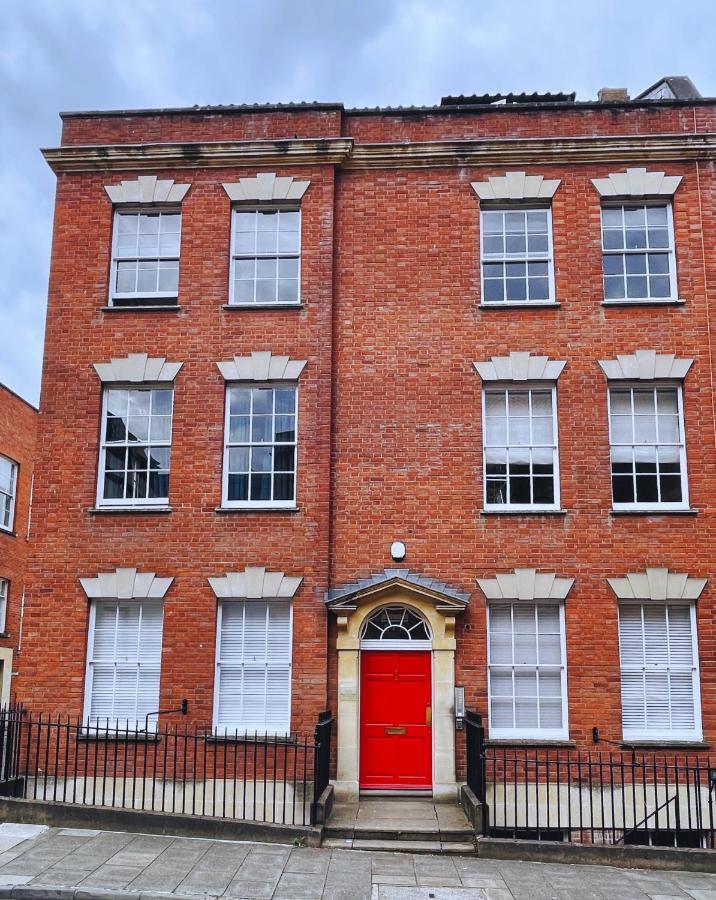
[17,100,716,759]
[0,383,37,679]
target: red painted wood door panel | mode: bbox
[359,650,432,790]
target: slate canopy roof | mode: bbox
[325,568,470,614]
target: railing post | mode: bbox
[311,710,333,826]
[464,710,488,835]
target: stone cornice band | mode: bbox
[208,567,302,599]
[42,133,716,174]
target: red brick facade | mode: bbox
[0,383,38,700]
[17,95,716,784]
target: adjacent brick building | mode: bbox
[17,76,716,801]
[0,382,38,703]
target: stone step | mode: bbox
[324,826,474,843]
[322,835,476,855]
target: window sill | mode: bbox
[486,739,576,747]
[205,733,296,745]
[620,741,708,749]
[77,733,161,743]
[88,506,172,515]
[101,305,182,313]
[479,302,561,310]
[601,299,686,307]
[480,508,567,516]
[0,529,17,538]
[610,508,697,517]
[214,506,300,514]
[221,303,304,311]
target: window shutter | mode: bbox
[86,600,163,729]
[215,600,292,734]
[619,603,699,739]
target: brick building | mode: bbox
[17,75,716,802]
[0,382,38,703]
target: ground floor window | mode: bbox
[487,601,568,739]
[618,602,701,741]
[84,599,163,730]
[214,599,292,735]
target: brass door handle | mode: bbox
[426,706,432,726]
[385,726,406,735]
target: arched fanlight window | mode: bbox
[360,605,432,648]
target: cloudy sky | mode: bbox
[1,0,714,404]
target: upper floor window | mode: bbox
[0,455,17,532]
[0,578,7,633]
[608,385,688,510]
[230,209,301,306]
[483,386,560,510]
[98,387,173,507]
[618,602,701,741]
[222,385,297,508]
[601,203,676,302]
[481,208,554,305]
[110,210,181,307]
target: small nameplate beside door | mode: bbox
[384,726,406,735]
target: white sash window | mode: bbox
[214,600,292,735]
[488,602,568,739]
[84,599,164,731]
[0,455,17,532]
[618,602,701,741]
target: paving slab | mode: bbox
[284,848,330,875]
[176,842,250,895]
[77,864,145,891]
[273,871,326,899]
[375,888,489,899]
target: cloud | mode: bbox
[0,0,714,403]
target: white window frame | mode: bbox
[228,206,302,307]
[109,208,182,306]
[600,201,678,303]
[82,598,164,732]
[607,383,689,511]
[0,455,17,533]
[96,385,174,509]
[618,601,702,742]
[0,579,7,633]
[212,599,293,736]
[221,383,298,509]
[480,205,556,305]
[482,383,561,511]
[487,601,569,740]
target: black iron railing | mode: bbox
[464,710,716,847]
[0,706,332,827]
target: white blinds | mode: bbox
[619,603,700,739]
[215,600,292,735]
[85,599,163,730]
[488,602,567,738]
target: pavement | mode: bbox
[0,823,714,899]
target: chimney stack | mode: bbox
[598,87,630,102]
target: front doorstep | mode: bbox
[0,797,321,846]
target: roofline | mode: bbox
[58,96,716,120]
[0,381,39,413]
[59,102,345,119]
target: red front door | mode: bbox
[359,650,432,790]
